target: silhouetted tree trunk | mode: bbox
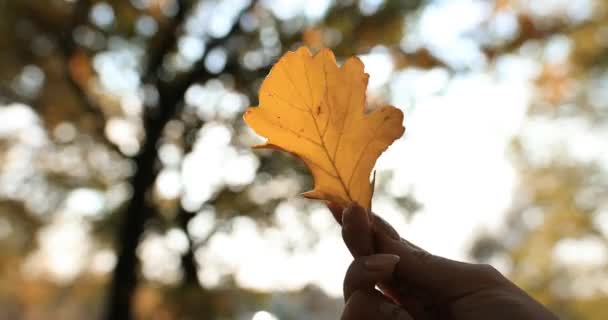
[105,1,257,318]
[178,208,199,285]
[105,115,166,320]
[105,1,190,318]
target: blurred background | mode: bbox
[0,0,607,319]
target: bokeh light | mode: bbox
[1,0,607,319]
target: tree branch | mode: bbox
[105,1,258,319]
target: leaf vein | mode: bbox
[332,78,354,160]
[347,121,387,189]
[267,92,309,112]
[305,158,339,179]
[309,110,353,201]
[302,56,314,108]
[321,62,331,138]
[261,116,323,147]
[282,65,311,110]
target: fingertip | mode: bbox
[344,255,399,301]
[363,254,400,273]
[326,201,344,224]
[342,202,367,229]
[342,202,375,257]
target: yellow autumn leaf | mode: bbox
[244,47,404,209]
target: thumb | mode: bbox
[343,254,400,302]
[374,231,508,300]
[326,201,344,225]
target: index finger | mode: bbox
[327,201,344,224]
[341,203,374,257]
[339,202,402,257]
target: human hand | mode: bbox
[329,202,559,320]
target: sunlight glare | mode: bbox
[252,310,278,320]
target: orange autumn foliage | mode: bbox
[244,47,404,209]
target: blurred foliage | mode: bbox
[0,0,424,319]
[0,0,607,319]
[469,1,608,319]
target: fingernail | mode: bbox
[363,254,400,272]
[379,301,410,320]
[341,202,359,228]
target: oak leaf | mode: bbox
[244,47,404,209]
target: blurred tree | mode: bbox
[3,0,606,319]
[0,0,427,319]
[469,1,608,319]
